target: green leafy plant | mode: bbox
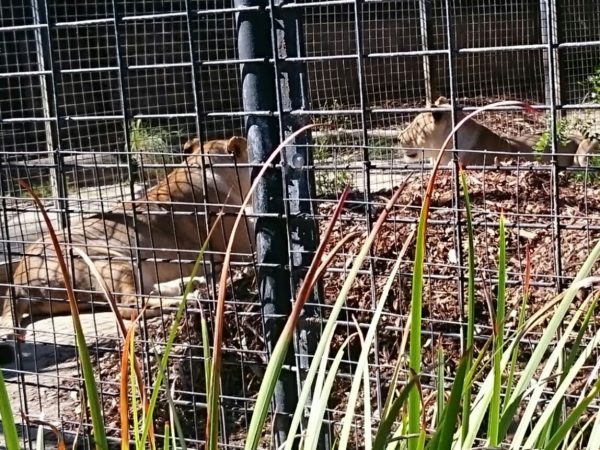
[583,65,600,103]
[312,100,355,196]
[17,179,108,450]
[533,115,569,157]
[9,180,55,199]
[536,63,600,181]
[313,142,354,196]
[0,350,19,449]
[571,154,600,184]
[128,119,182,183]
[533,113,600,184]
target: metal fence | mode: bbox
[1,0,600,448]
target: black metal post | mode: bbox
[235,1,298,446]
[271,2,330,448]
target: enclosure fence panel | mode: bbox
[1,0,600,449]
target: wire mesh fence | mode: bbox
[1,0,600,448]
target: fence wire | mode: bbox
[1,0,600,449]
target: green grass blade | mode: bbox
[352,318,373,450]
[164,377,187,450]
[312,328,334,416]
[18,180,108,450]
[247,331,294,450]
[428,348,471,450]
[305,334,355,450]
[416,430,426,450]
[461,329,523,449]
[463,333,492,386]
[521,309,600,449]
[285,188,406,450]
[200,307,212,395]
[384,425,404,450]
[586,410,600,450]
[70,245,155,445]
[498,369,524,439]
[408,202,427,450]
[213,124,325,450]
[566,413,595,450]
[404,106,525,450]
[389,102,535,450]
[567,413,595,450]
[0,362,19,450]
[458,169,476,443]
[301,233,362,409]
[436,346,445,428]
[362,343,373,450]
[382,339,409,421]
[247,187,353,450]
[198,307,214,450]
[563,293,598,378]
[487,214,506,446]
[140,206,226,449]
[338,244,409,450]
[505,241,600,408]
[236,154,353,450]
[63,289,108,442]
[544,378,600,450]
[330,190,406,450]
[35,419,44,450]
[510,290,597,450]
[373,374,420,450]
[163,423,170,450]
[382,341,410,450]
[472,295,562,447]
[546,292,599,443]
[502,247,531,412]
[407,101,533,450]
[129,327,140,449]
[462,244,600,450]
[141,266,201,449]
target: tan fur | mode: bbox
[1,137,254,334]
[575,138,600,166]
[398,97,585,167]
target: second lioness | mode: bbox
[398,97,586,166]
[1,136,254,334]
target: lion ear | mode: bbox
[183,138,200,155]
[434,96,449,106]
[226,136,247,159]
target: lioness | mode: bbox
[1,136,254,335]
[398,97,584,166]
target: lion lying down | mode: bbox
[397,97,597,167]
[1,136,254,336]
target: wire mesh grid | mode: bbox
[1,0,600,449]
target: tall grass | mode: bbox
[241,102,600,450]
[2,164,238,449]
[0,353,19,449]
[18,179,108,450]
[2,109,600,450]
